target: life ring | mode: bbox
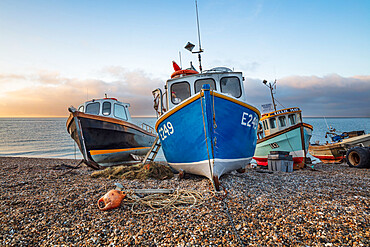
[171,69,198,79]
[104,97,118,101]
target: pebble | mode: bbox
[0,156,369,246]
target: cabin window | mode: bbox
[171,81,191,104]
[86,102,100,115]
[102,102,111,116]
[288,114,296,125]
[278,116,286,127]
[263,120,269,130]
[297,113,302,123]
[269,118,276,129]
[220,77,241,98]
[194,78,216,93]
[78,105,84,112]
[114,104,128,120]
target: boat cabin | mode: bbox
[78,98,132,122]
[258,107,302,138]
[164,67,247,110]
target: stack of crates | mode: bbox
[268,151,293,172]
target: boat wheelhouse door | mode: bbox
[152,88,167,117]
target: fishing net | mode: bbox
[91,162,174,180]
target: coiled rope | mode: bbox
[125,189,216,215]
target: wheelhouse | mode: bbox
[258,107,302,137]
[164,67,247,110]
[78,98,132,122]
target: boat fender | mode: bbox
[98,189,126,211]
[346,147,370,168]
[171,69,198,79]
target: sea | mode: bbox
[0,117,369,162]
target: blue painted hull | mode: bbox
[155,88,260,182]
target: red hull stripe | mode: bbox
[311,155,344,160]
[253,156,304,167]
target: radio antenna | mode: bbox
[185,0,204,73]
[195,0,203,73]
[195,0,202,52]
[179,51,182,68]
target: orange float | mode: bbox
[97,189,126,211]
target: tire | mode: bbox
[345,147,370,168]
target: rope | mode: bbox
[274,97,286,109]
[125,189,215,215]
[200,90,215,188]
[285,132,299,158]
[54,159,84,178]
[74,141,77,160]
[212,90,217,129]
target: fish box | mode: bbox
[268,152,293,172]
[267,154,293,161]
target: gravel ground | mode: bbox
[0,156,369,246]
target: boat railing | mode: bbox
[141,123,155,134]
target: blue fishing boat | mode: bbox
[153,65,260,189]
[150,1,260,189]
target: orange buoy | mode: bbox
[171,69,198,79]
[97,189,126,211]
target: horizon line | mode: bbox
[0,115,369,118]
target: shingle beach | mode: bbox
[1,156,369,246]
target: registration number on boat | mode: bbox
[241,112,258,129]
[158,122,174,141]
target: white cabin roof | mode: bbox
[165,68,246,110]
[78,98,132,122]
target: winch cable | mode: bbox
[216,185,245,247]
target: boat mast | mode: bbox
[263,79,277,112]
[185,0,204,73]
[195,0,203,73]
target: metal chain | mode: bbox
[218,186,245,247]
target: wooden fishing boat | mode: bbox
[66,97,156,169]
[253,80,313,169]
[254,107,313,169]
[309,130,370,164]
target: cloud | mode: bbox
[209,59,260,73]
[0,67,163,117]
[246,74,370,117]
[0,70,369,117]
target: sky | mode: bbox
[0,0,369,117]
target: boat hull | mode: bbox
[66,111,156,168]
[155,87,260,185]
[309,134,370,164]
[253,123,313,169]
